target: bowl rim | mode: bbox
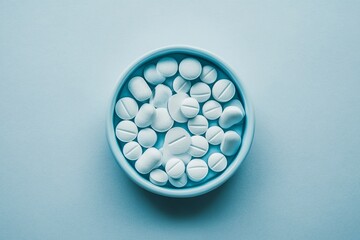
[106,45,255,198]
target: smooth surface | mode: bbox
[1,1,360,239]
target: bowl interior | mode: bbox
[107,46,255,198]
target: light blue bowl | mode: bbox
[106,45,255,198]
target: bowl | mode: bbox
[106,45,255,198]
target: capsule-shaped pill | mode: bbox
[220,131,241,156]
[134,103,155,128]
[219,104,245,129]
[135,148,162,174]
[128,76,152,101]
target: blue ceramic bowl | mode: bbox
[106,46,255,198]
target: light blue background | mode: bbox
[1,1,359,239]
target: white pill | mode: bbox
[167,93,189,123]
[165,158,185,179]
[143,64,166,85]
[173,76,191,93]
[212,79,236,102]
[187,115,208,135]
[161,148,192,166]
[169,173,188,188]
[122,141,142,161]
[164,127,191,155]
[156,57,178,77]
[150,84,172,108]
[128,76,152,102]
[135,148,162,174]
[190,82,211,103]
[179,58,202,80]
[151,108,174,132]
[202,100,222,120]
[149,169,168,186]
[205,126,224,145]
[115,120,138,142]
[220,131,241,156]
[208,153,227,172]
[180,97,199,118]
[200,65,217,84]
[134,103,155,128]
[115,97,138,120]
[186,159,208,182]
[219,104,245,129]
[137,128,157,148]
[189,136,209,157]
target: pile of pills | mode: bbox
[114,55,245,188]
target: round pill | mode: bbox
[149,169,168,186]
[122,141,142,161]
[179,58,202,80]
[115,120,138,142]
[200,65,217,84]
[208,153,227,172]
[169,173,188,188]
[167,93,189,123]
[205,126,224,145]
[128,76,152,102]
[115,97,138,120]
[143,64,166,85]
[202,100,222,120]
[137,128,157,148]
[150,84,172,108]
[186,159,208,182]
[151,108,174,132]
[164,127,191,155]
[134,103,155,128]
[190,82,211,103]
[165,158,185,179]
[135,148,162,174]
[161,148,192,167]
[156,57,178,77]
[212,79,236,102]
[219,100,245,129]
[220,131,241,156]
[187,115,208,135]
[180,97,200,118]
[173,76,191,93]
[189,136,209,157]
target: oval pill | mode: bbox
[156,57,178,77]
[135,148,162,174]
[169,173,188,188]
[115,97,138,120]
[186,159,208,182]
[212,79,235,102]
[180,97,199,118]
[208,153,227,172]
[190,82,211,103]
[164,127,191,155]
[173,76,191,93]
[179,58,202,80]
[150,84,172,108]
[128,76,152,102]
[219,105,245,129]
[205,126,224,145]
[189,135,209,157]
[137,128,157,148]
[200,65,217,84]
[165,158,185,179]
[122,141,142,161]
[220,131,241,156]
[149,169,168,186]
[151,108,174,132]
[143,64,166,85]
[167,93,189,123]
[115,120,138,142]
[134,103,155,128]
[188,115,208,135]
[202,100,222,120]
